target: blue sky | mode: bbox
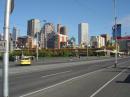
[0,0,130,43]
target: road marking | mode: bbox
[19,60,130,97]
[19,68,106,97]
[41,71,71,78]
[90,69,127,97]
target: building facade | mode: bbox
[57,24,68,49]
[40,23,55,49]
[78,23,89,47]
[117,36,130,54]
[12,26,19,41]
[17,36,28,49]
[101,34,110,46]
[12,26,19,49]
[90,36,105,48]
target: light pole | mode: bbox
[35,21,41,61]
[44,23,47,49]
[3,0,11,97]
[114,0,118,68]
[87,42,89,56]
[36,32,39,61]
[86,33,90,57]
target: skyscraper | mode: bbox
[57,24,68,49]
[27,19,41,48]
[112,24,121,39]
[101,34,110,46]
[12,26,19,41]
[40,22,55,48]
[78,23,89,46]
[27,19,41,37]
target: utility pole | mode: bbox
[44,24,47,49]
[87,41,89,57]
[87,32,89,57]
[45,26,47,49]
[114,0,118,68]
[3,0,11,97]
[36,32,39,61]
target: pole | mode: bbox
[45,26,47,49]
[3,0,11,97]
[36,32,38,61]
[114,0,117,68]
[87,46,88,56]
[87,42,88,56]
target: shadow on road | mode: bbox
[116,74,130,83]
[110,66,130,70]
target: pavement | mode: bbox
[0,57,130,97]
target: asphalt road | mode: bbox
[0,57,130,97]
[0,56,114,68]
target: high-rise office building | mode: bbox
[27,19,41,48]
[44,23,55,34]
[112,24,121,39]
[12,26,19,41]
[101,34,110,46]
[78,23,89,46]
[57,24,68,49]
[40,23,55,48]
[27,19,41,37]
[12,26,19,49]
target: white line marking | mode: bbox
[19,60,130,97]
[90,69,126,97]
[41,71,71,78]
[19,68,106,97]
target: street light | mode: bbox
[43,22,48,49]
[114,0,118,68]
[36,32,39,61]
[3,0,11,97]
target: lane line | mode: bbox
[19,67,106,97]
[19,60,130,97]
[90,69,127,97]
[41,71,71,78]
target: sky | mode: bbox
[0,0,130,43]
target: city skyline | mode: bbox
[0,0,130,44]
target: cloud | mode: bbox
[118,15,130,28]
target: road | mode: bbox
[0,57,130,97]
[0,56,114,68]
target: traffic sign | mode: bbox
[0,40,6,52]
